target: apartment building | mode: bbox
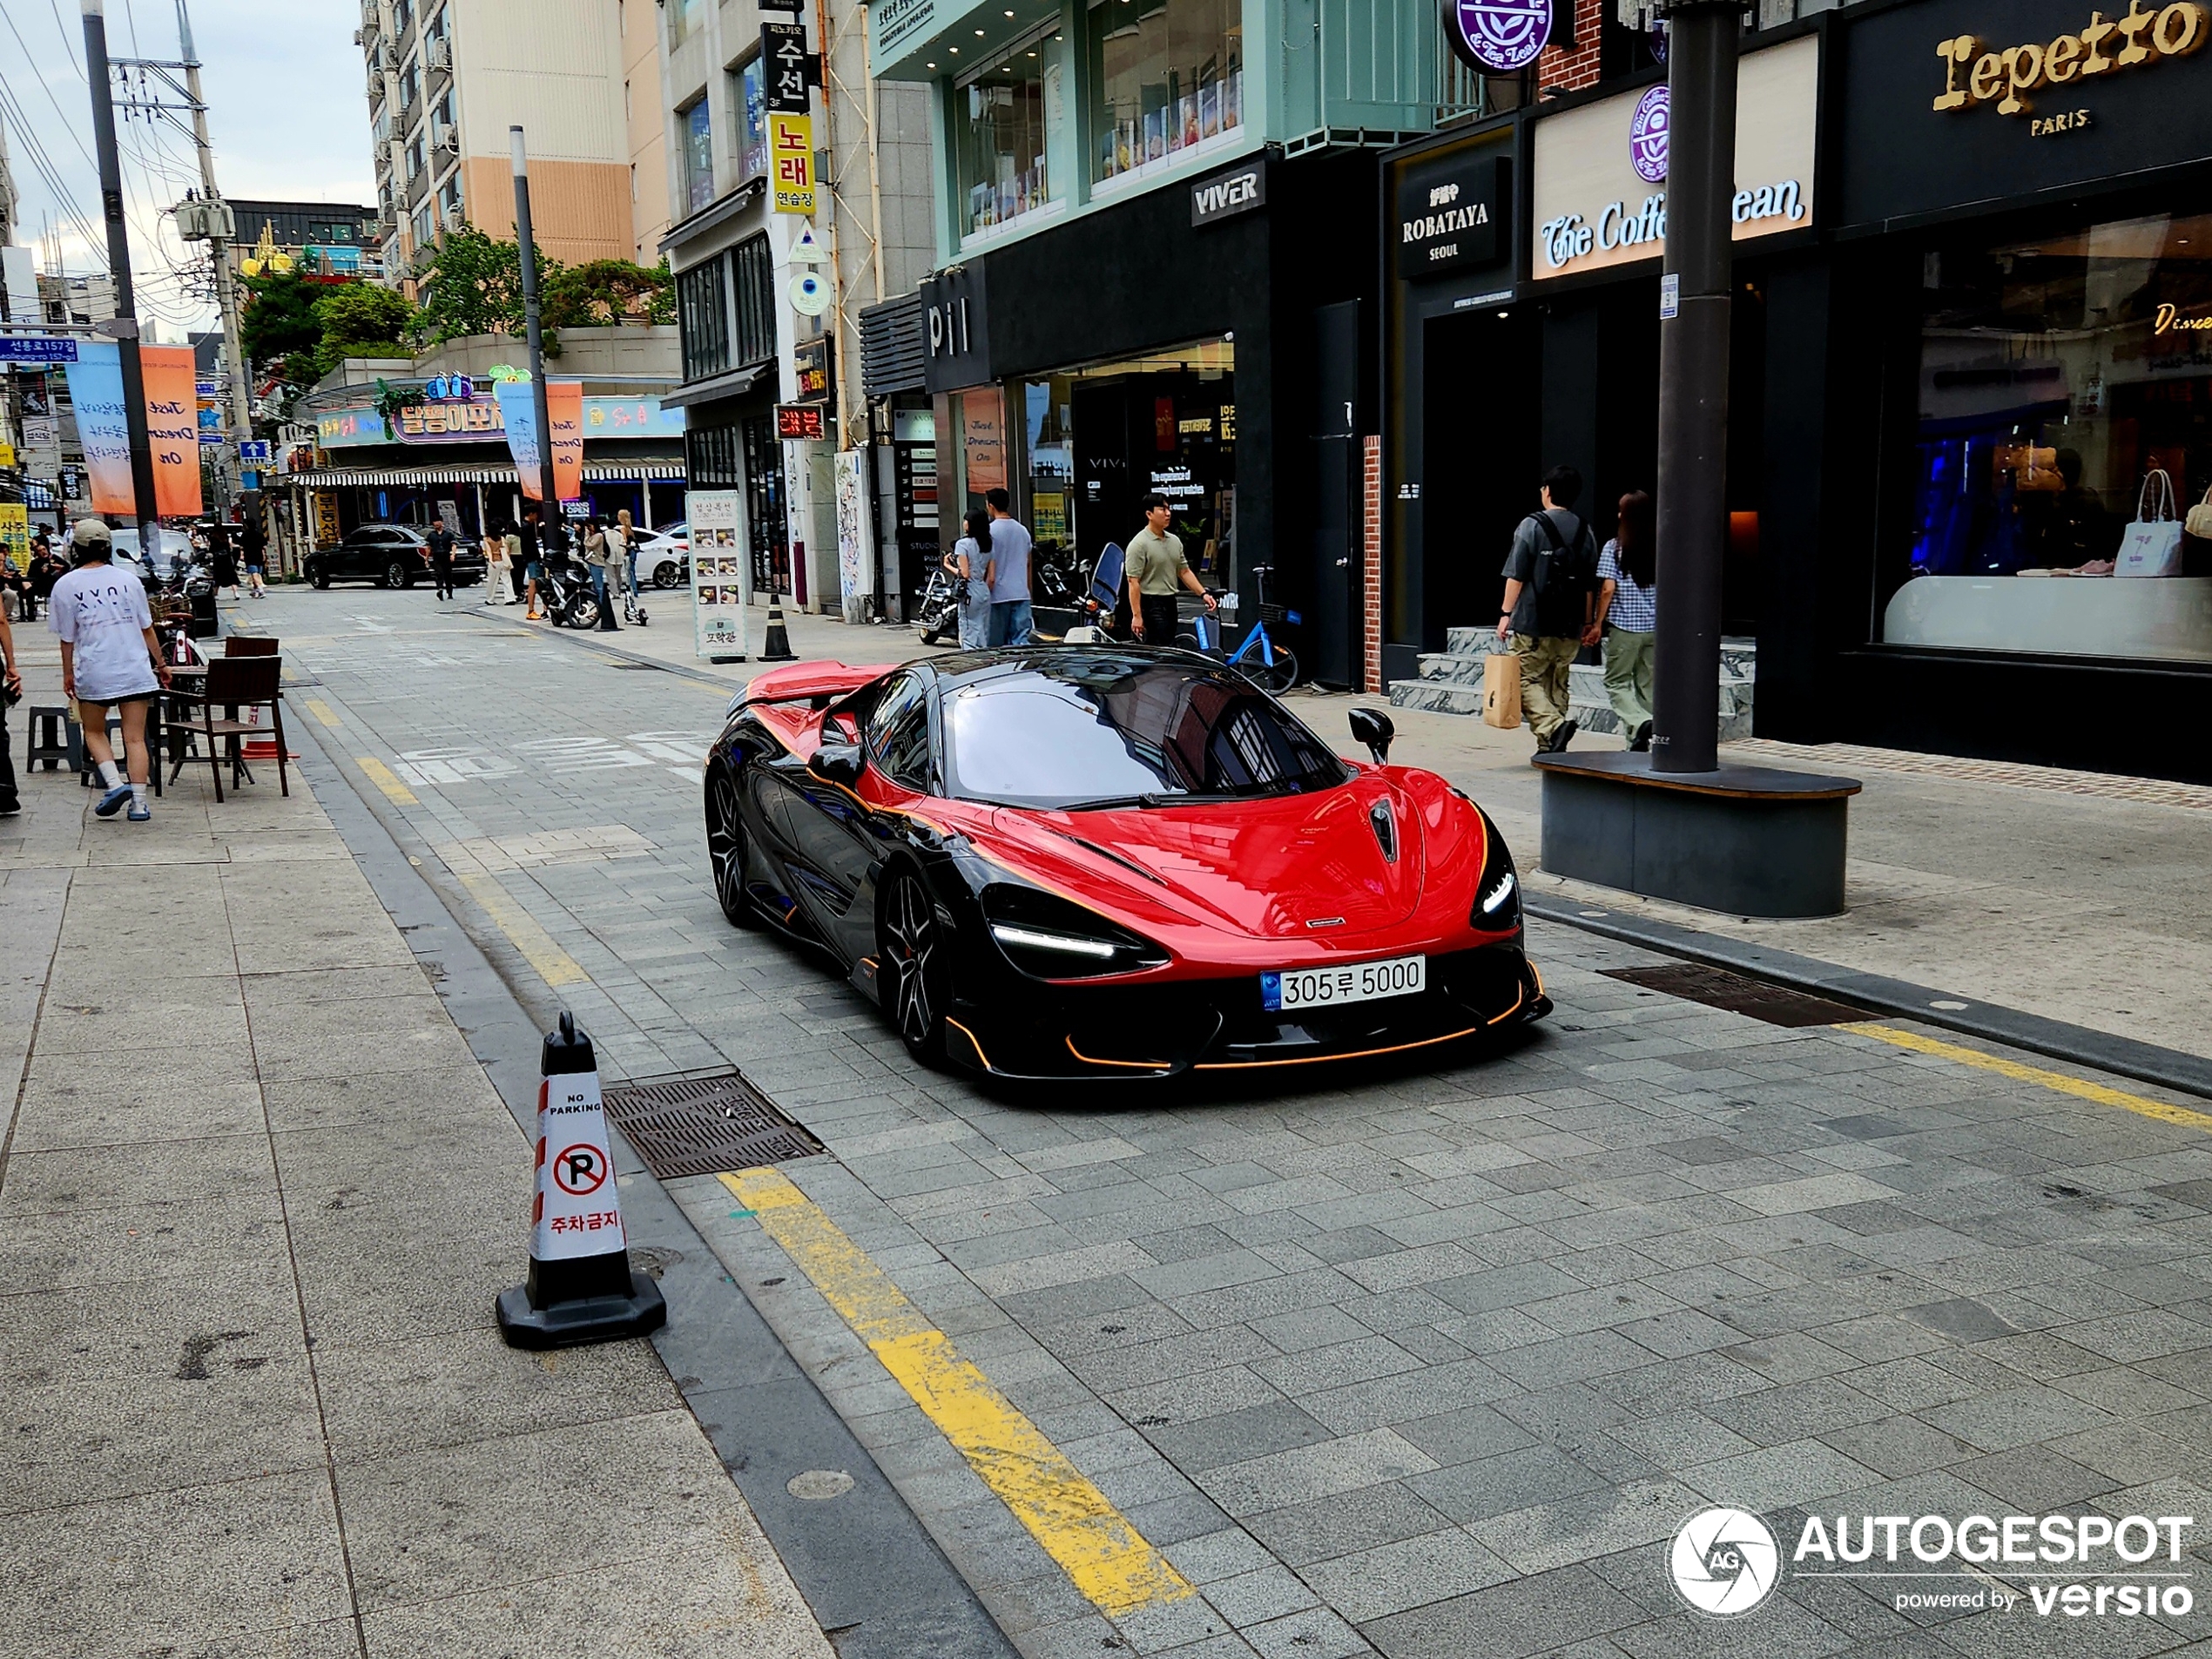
[360,0,633,281]
[620,0,669,264]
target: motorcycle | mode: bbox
[536,555,601,629]
[914,562,961,646]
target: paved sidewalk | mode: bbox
[0,629,833,1657]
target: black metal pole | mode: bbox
[81,0,162,539]
[510,126,560,544]
[1649,1,1738,774]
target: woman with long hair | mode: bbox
[949,507,994,650]
[1595,489,1658,752]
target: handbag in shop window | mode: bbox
[2116,469,2184,579]
[2188,482,2212,543]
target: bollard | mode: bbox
[760,590,796,662]
[496,1012,667,1350]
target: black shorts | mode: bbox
[78,689,159,708]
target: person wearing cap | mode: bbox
[47,519,172,822]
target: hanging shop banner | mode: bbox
[0,504,29,572]
[316,393,684,448]
[62,341,203,518]
[1446,0,1553,75]
[771,112,817,214]
[494,381,543,494]
[492,381,583,501]
[1529,32,1819,280]
[761,21,811,111]
[685,489,751,660]
[835,448,873,619]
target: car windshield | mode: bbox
[941,655,1348,811]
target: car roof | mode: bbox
[922,645,1259,698]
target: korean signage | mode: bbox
[686,489,751,660]
[776,402,827,441]
[761,22,811,111]
[1397,152,1508,280]
[793,337,833,402]
[0,336,78,363]
[315,394,685,448]
[0,504,27,572]
[771,112,816,214]
[872,0,934,58]
[1531,33,1818,280]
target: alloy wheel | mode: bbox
[708,773,756,927]
[384,560,410,589]
[880,871,946,1062]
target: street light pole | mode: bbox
[81,0,163,541]
[174,0,256,503]
[509,126,560,543]
[1648,0,1740,775]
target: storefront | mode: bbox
[1380,24,1823,680]
[892,148,1377,682]
[1789,0,2212,780]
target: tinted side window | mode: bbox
[865,675,933,788]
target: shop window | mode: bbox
[682,98,715,212]
[1887,212,2212,665]
[741,414,790,590]
[733,56,769,181]
[732,233,775,366]
[667,0,699,50]
[678,256,730,381]
[954,41,1054,238]
[1088,0,1241,185]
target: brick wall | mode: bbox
[1536,0,1609,93]
[1363,435,1383,695]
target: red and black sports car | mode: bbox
[703,648,1549,1081]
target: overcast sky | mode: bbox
[5,0,373,337]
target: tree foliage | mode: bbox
[238,268,324,375]
[311,281,415,374]
[409,219,556,346]
[543,258,676,328]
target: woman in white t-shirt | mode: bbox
[49,519,172,821]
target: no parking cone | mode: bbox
[760,591,796,662]
[496,1012,667,1350]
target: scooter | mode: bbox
[536,556,601,629]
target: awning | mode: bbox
[284,460,688,487]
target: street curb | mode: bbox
[287,704,1019,1659]
[1524,893,2212,1104]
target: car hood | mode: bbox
[991,775,1427,940]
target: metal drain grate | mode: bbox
[1600,963,1868,1028]
[599,1069,824,1179]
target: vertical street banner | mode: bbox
[0,503,28,573]
[493,380,543,496]
[835,448,873,622]
[546,381,584,504]
[685,489,751,661]
[771,112,816,214]
[62,340,203,519]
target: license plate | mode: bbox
[1261,954,1426,1013]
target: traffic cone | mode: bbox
[760,590,796,662]
[496,1012,667,1350]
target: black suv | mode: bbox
[306,523,489,590]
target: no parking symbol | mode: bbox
[551,1143,609,1197]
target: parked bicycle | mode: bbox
[1181,563,1299,693]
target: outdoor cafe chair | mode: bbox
[165,654,288,803]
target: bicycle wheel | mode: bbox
[1244,645,1298,694]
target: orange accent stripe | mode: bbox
[1486,986,1528,1026]
[945,1016,992,1070]
[1065,1035,1171,1071]
[1194,1023,1486,1071]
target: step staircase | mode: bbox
[1389,630,1758,741]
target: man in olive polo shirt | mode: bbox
[1125,495,1217,648]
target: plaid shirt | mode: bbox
[1598,541,1657,633]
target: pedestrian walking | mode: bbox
[0,595,21,815]
[29,536,64,623]
[519,509,544,619]
[583,517,622,631]
[206,520,240,601]
[503,522,526,605]
[1124,494,1217,647]
[482,522,510,604]
[1495,464,1600,755]
[949,507,994,650]
[427,519,456,600]
[615,508,639,605]
[1594,489,1658,752]
[49,519,172,823]
[983,488,1034,647]
[238,508,268,597]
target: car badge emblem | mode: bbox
[1305,917,1346,929]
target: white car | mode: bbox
[630,524,689,589]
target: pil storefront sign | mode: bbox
[1397,152,1507,280]
[1530,33,1818,280]
[1191,161,1265,227]
[918,264,991,394]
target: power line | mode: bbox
[43,0,84,80]
[0,6,98,170]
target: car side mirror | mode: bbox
[808,743,865,786]
[1349,708,1395,765]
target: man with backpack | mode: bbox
[1494,464,1600,754]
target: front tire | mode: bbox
[383,560,412,590]
[1244,645,1299,695]
[565,593,603,630]
[308,565,330,590]
[652,563,680,590]
[878,868,950,1067]
[707,771,759,928]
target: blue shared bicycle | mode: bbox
[1183,563,1299,693]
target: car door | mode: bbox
[781,675,929,958]
[340,528,385,580]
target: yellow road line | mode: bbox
[457,872,590,988]
[720,1166,1193,1620]
[1843,1022,2212,1134]
[356,756,418,805]
[306,698,343,728]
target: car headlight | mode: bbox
[981,884,1170,979]
[1471,813,1521,932]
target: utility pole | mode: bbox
[1647,0,1739,775]
[174,0,255,502]
[510,127,560,537]
[81,0,163,542]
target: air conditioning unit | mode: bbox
[353,28,365,45]
[434,125,461,158]
[376,39,398,71]
[426,37,452,71]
